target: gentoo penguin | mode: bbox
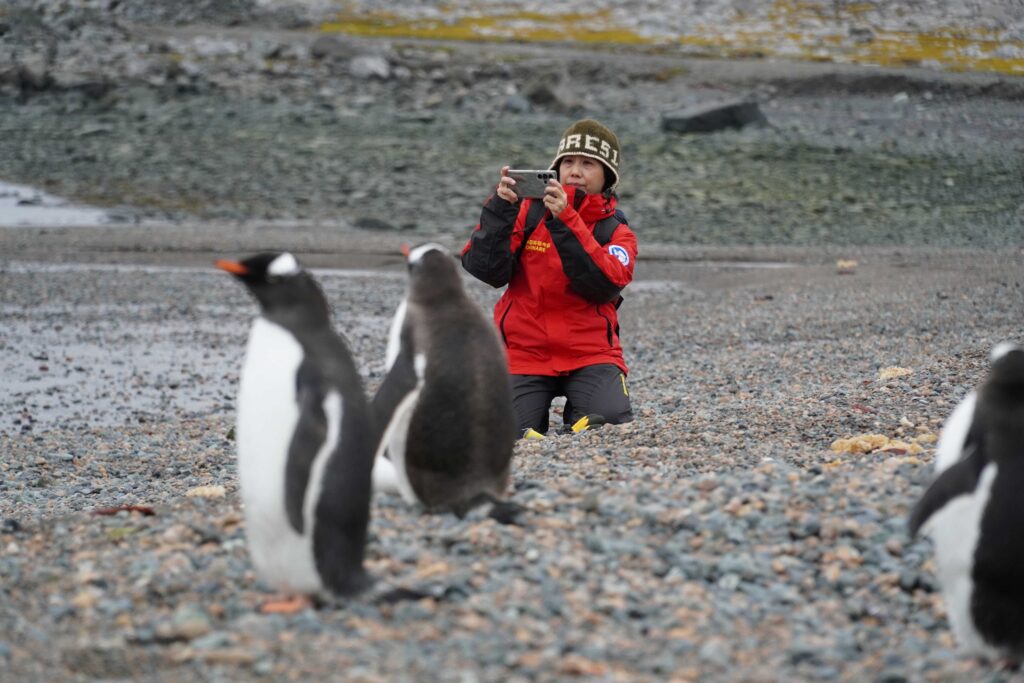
[909,342,1024,660]
[371,243,518,517]
[217,252,375,606]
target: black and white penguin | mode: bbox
[371,243,518,517]
[909,342,1024,660]
[217,252,376,606]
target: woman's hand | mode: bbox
[496,165,519,203]
[542,178,567,216]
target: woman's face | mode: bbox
[558,155,606,195]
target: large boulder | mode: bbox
[662,99,768,134]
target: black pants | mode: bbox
[511,364,633,435]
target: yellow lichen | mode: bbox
[831,433,891,454]
[185,485,227,499]
[318,1,1024,76]
[831,433,927,455]
[878,367,913,381]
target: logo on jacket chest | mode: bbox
[525,239,551,254]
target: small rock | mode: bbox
[350,55,390,80]
[309,35,352,60]
[504,93,531,113]
[191,631,233,650]
[155,605,212,642]
[698,638,732,667]
[579,492,600,513]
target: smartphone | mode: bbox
[507,169,557,199]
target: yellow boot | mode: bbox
[571,414,607,433]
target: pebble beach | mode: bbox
[2,0,1024,681]
[2,245,1021,682]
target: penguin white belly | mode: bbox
[927,463,1000,659]
[236,317,320,593]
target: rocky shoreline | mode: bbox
[1,1,1023,246]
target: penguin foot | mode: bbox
[487,500,527,526]
[258,594,313,615]
[448,493,526,525]
[522,427,546,440]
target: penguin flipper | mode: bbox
[908,440,986,537]
[284,370,330,535]
[371,327,422,504]
[372,323,419,443]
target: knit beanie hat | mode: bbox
[549,118,621,191]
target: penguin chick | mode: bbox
[372,243,518,517]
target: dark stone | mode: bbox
[523,81,558,106]
[353,217,399,231]
[875,673,909,683]
[788,645,821,665]
[662,99,768,134]
[790,516,821,540]
[898,570,921,592]
[75,81,114,101]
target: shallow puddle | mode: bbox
[0,180,113,228]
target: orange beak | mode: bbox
[399,243,411,258]
[215,259,249,275]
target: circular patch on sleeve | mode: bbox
[608,244,630,266]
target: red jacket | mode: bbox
[461,186,638,376]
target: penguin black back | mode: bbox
[970,345,1024,650]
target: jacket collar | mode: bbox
[564,186,617,224]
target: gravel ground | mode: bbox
[2,1,1024,681]
[2,246,1023,682]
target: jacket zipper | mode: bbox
[596,305,614,346]
[499,299,514,348]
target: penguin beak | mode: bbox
[400,243,411,258]
[215,259,249,276]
